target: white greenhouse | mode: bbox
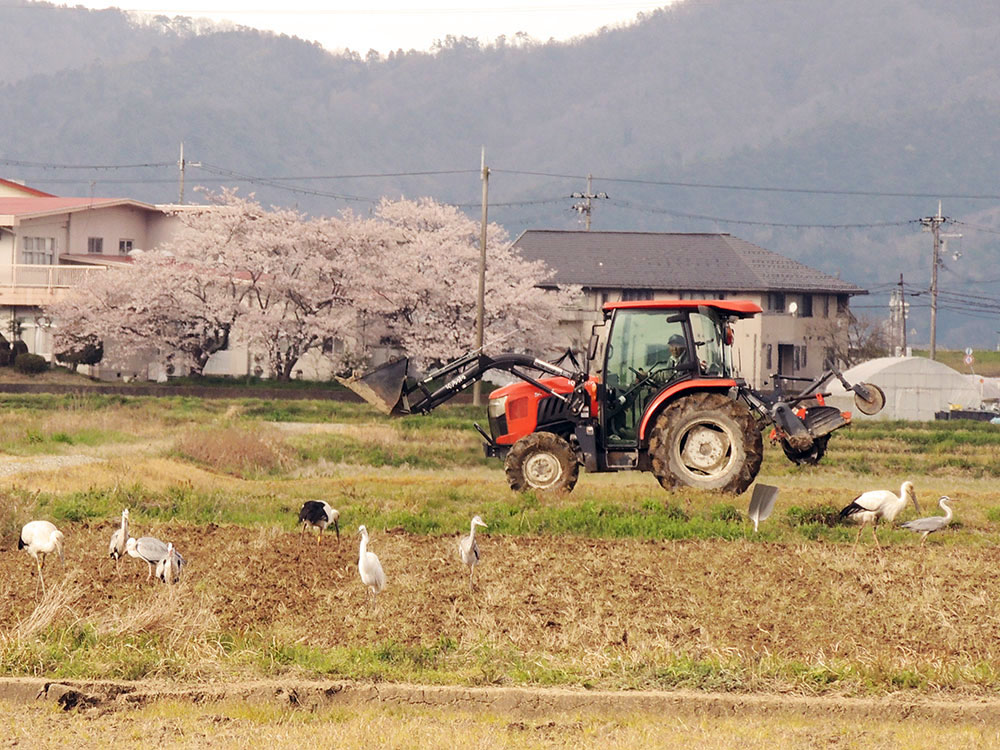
[824,356,985,421]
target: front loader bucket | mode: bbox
[336,357,410,415]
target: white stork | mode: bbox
[298,501,340,545]
[19,520,65,594]
[839,480,920,548]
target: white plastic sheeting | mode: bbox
[825,356,984,421]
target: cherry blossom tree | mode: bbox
[45,192,577,380]
[161,191,356,379]
[46,250,239,376]
[344,197,578,368]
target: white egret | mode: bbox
[458,515,487,588]
[839,480,920,548]
[108,508,129,576]
[298,501,340,545]
[357,525,385,606]
[126,536,184,581]
[901,496,957,545]
[18,520,65,594]
[155,542,184,584]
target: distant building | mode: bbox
[512,230,866,389]
[0,191,181,361]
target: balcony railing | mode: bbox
[0,264,106,289]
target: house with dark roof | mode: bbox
[512,230,867,388]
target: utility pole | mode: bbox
[920,202,947,360]
[473,147,489,406]
[177,142,201,205]
[178,142,186,204]
[899,273,907,354]
[570,174,608,231]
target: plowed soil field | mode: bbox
[6,520,1000,692]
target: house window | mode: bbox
[621,289,653,301]
[119,239,134,255]
[823,295,830,317]
[799,294,813,318]
[768,292,785,312]
[801,345,807,368]
[766,344,772,370]
[21,236,55,264]
[837,295,849,314]
[88,237,104,254]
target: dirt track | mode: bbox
[5,677,1000,725]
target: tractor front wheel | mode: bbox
[648,393,762,494]
[505,432,580,493]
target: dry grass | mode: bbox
[173,426,295,477]
[4,699,1000,749]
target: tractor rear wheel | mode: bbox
[505,432,579,493]
[648,392,762,494]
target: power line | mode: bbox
[0,157,173,170]
[607,198,918,229]
[493,168,1000,201]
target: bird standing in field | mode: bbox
[901,496,957,545]
[357,525,385,607]
[155,542,184,584]
[298,501,340,545]
[108,508,130,576]
[126,536,184,581]
[19,520,65,594]
[458,515,487,589]
[839,480,921,548]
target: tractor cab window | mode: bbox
[604,310,688,444]
[690,311,729,377]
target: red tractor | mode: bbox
[341,299,884,494]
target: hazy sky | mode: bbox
[74,1,671,54]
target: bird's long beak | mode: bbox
[334,518,340,539]
[912,491,921,514]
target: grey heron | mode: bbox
[18,520,64,594]
[357,525,385,606]
[108,508,129,576]
[155,542,184,584]
[901,496,957,545]
[298,501,340,545]
[839,480,920,548]
[458,515,487,588]
[126,536,184,581]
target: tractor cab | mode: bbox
[589,300,760,446]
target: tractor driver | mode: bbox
[635,334,689,388]
[665,334,688,371]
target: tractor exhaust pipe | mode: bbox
[336,357,411,415]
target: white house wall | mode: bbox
[65,205,155,255]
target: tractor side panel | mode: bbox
[489,377,598,445]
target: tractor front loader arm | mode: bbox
[338,351,587,416]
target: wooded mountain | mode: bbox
[2,0,998,348]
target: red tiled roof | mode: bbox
[0,179,54,197]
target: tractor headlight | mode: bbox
[487,395,508,440]
[487,395,507,419]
